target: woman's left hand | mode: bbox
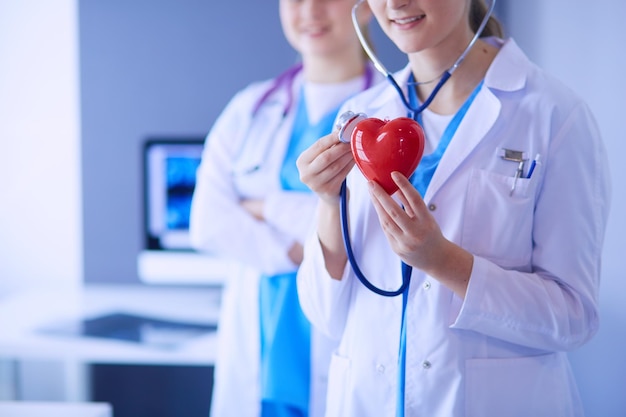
[368,171,473,298]
[241,199,264,221]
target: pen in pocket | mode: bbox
[526,154,541,179]
[509,160,525,196]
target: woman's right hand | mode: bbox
[297,131,353,278]
[296,131,355,205]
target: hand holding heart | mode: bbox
[350,117,425,194]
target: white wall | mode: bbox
[507,1,626,415]
[0,0,82,294]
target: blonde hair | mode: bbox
[469,0,504,38]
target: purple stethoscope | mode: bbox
[252,62,375,118]
[251,63,302,118]
[234,62,374,177]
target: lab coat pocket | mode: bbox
[325,352,351,417]
[462,168,540,268]
[465,354,577,417]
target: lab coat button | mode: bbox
[376,364,385,374]
[422,281,431,290]
[428,204,437,211]
[422,360,431,370]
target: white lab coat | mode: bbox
[190,69,382,417]
[297,38,611,417]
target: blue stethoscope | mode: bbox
[338,0,496,297]
[338,1,495,415]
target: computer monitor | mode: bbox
[143,138,205,251]
[138,137,236,285]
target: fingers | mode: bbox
[308,144,354,181]
[367,171,428,232]
[391,171,429,219]
[369,172,452,275]
[297,131,341,167]
[240,199,264,221]
[297,132,355,197]
[368,180,405,238]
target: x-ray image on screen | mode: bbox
[166,156,201,230]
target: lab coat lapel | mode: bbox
[423,88,501,201]
[423,38,529,201]
[232,97,292,175]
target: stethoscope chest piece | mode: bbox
[336,110,368,144]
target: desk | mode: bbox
[0,284,222,402]
[0,401,112,417]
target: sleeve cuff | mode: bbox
[264,190,317,243]
[450,255,489,330]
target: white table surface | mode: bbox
[0,284,222,366]
[0,401,112,417]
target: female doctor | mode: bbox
[189,1,381,416]
[296,0,611,416]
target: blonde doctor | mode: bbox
[189,1,380,416]
[296,0,611,416]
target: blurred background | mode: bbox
[0,0,624,416]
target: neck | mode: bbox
[408,22,475,82]
[301,50,367,84]
[410,39,497,115]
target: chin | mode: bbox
[396,44,422,55]
[388,37,424,55]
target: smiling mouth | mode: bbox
[304,25,329,37]
[393,15,425,25]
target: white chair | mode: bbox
[0,401,112,417]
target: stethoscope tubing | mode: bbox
[351,0,496,82]
[342,0,496,297]
[388,71,451,121]
[340,180,411,297]
[342,3,496,415]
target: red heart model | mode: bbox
[351,117,425,194]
